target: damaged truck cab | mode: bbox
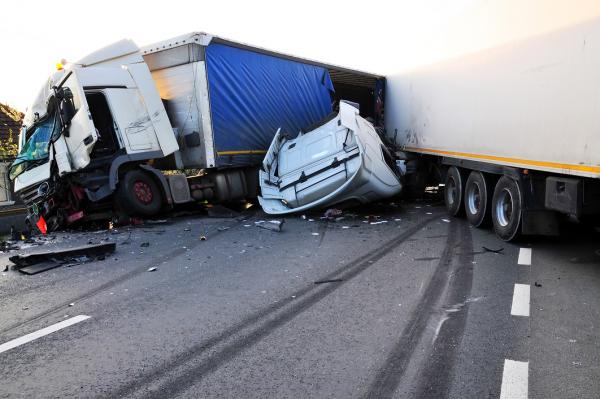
[11,41,178,230]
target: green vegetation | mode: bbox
[0,103,23,160]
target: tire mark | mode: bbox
[102,214,440,399]
[363,219,459,399]
[413,220,474,398]
[0,220,244,336]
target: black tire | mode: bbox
[491,176,522,241]
[444,166,465,216]
[464,171,493,227]
[115,169,163,217]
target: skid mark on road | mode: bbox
[104,215,441,399]
[363,219,472,399]
[0,315,91,354]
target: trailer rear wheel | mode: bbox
[444,166,465,216]
[464,171,492,227]
[116,169,163,217]
[491,176,522,241]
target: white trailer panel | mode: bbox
[386,18,600,178]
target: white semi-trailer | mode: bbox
[386,18,600,241]
[10,33,383,231]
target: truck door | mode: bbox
[58,71,98,169]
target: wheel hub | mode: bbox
[496,188,513,227]
[133,181,153,205]
[467,182,481,215]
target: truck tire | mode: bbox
[491,176,522,241]
[116,169,163,217]
[444,166,465,216]
[464,171,492,227]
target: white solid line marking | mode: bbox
[500,359,528,399]
[518,248,532,266]
[0,315,91,354]
[511,284,530,317]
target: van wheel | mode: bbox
[491,176,522,241]
[444,166,465,216]
[116,169,163,217]
[464,171,492,227]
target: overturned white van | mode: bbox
[259,101,402,215]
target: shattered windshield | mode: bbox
[9,114,58,180]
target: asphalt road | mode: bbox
[0,201,598,398]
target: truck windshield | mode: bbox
[9,114,58,180]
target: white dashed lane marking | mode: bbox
[500,359,529,399]
[0,315,91,354]
[511,284,530,317]
[518,248,532,266]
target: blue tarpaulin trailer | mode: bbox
[143,33,385,172]
[205,43,335,167]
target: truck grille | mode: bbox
[18,183,44,206]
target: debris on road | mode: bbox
[256,219,285,232]
[258,101,402,215]
[324,208,343,220]
[8,243,116,275]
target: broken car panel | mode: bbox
[258,101,402,215]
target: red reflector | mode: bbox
[36,216,48,235]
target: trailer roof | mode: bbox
[141,32,383,87]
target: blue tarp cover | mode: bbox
[205,43,334,167]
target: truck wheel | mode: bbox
[116,169,163,217]
[464,171,492,227]
[444,166,465,216]
[491,176,522,241]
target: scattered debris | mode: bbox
[0,241,19,252]
[482,246,504,254]
[9,243,116,275]
[256,219,285,232]
[147,267,158,272]
[324,208,343,219]
[314,278,344,284]
[258,102,402,215]
[534,281,542,287]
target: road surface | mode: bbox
[0,200,598,398]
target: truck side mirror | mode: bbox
[59,87,76,128]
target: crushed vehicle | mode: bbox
[258,101,402,214]
[10,33,384,232]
